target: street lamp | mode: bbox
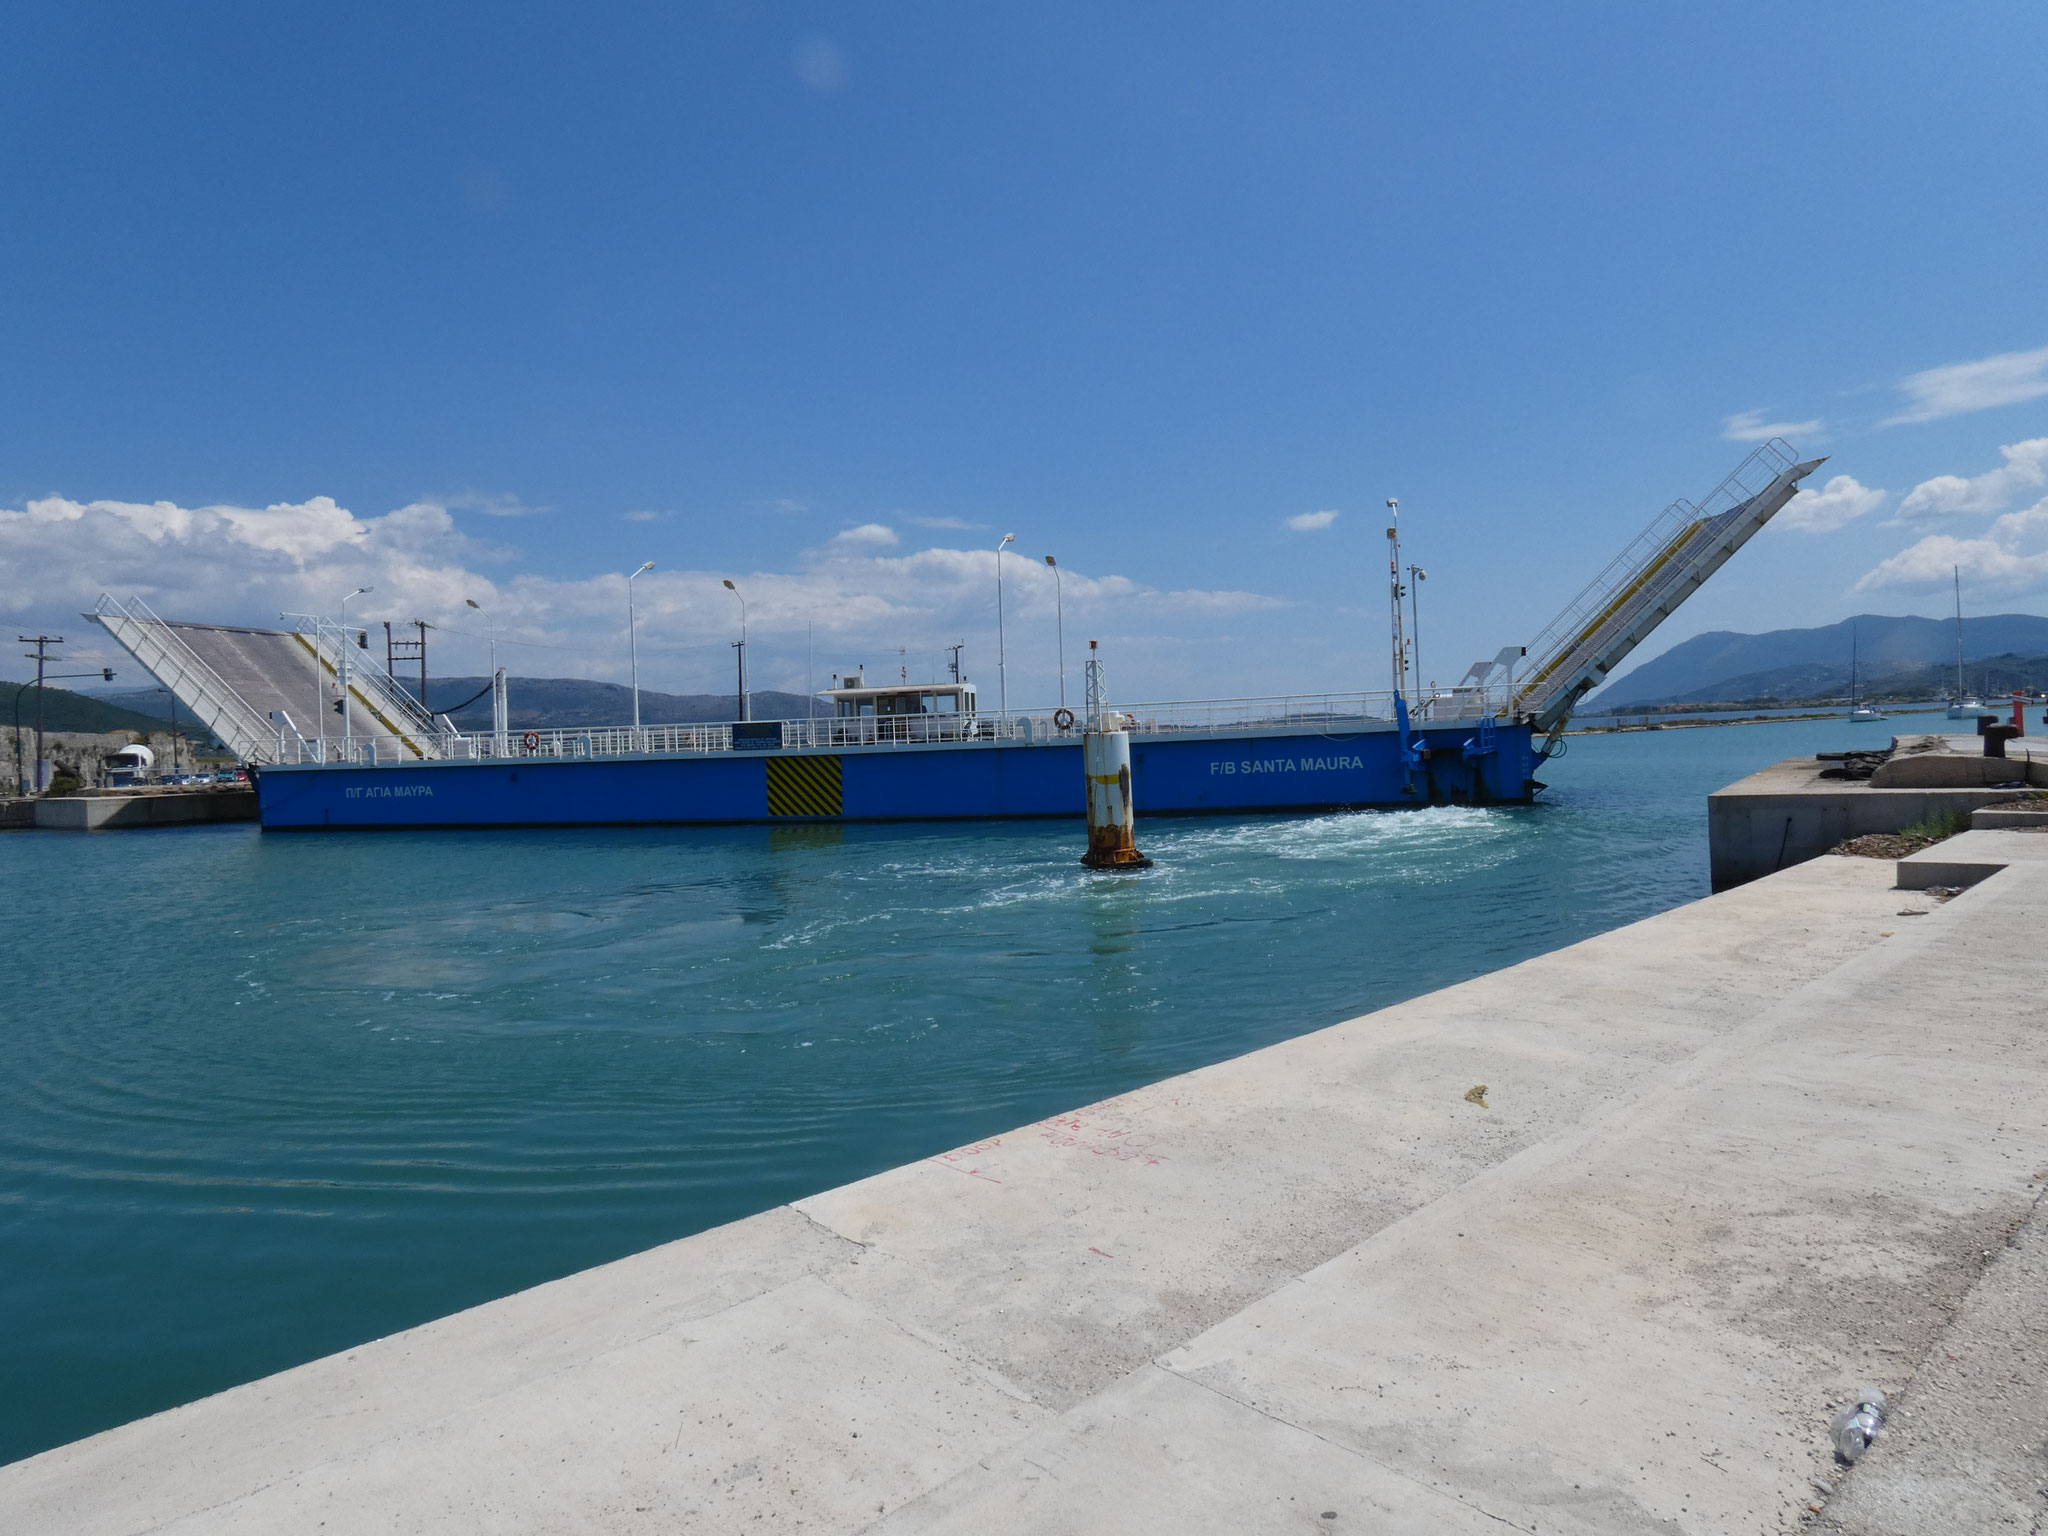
[995,533,1015,716]
[626,561,655,739]
[338,586,372,759]
[721,578,748,723]
[465,597,503,754]
[1044,555,1066,710]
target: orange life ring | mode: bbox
[522,730,541,751]
[1053,707,1076,731]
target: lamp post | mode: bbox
[995,533,1015,716]
[626,561,655,740]
[1043,554,1066,710]
[465,597,503,754]
[1407,563,1427,716]
[721,578,748,723]
[338,586,372,759]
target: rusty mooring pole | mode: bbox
[1080,641,1152,870]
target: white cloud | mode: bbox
[1856,497,2048,592]
[902,513,983,531]
[623,510,662,522]
[0,491,1280,696]
[1722,409,1822,444]
[1774,474,1885,533]
[1285,509,1339,532]
[1884,344,2048,426]
[1895,437,2048,520]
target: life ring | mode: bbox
[1053,707,1075,731]
[1123,713,1136,730]
[522,730,541,751]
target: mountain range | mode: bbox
[1594,614,2048,708]
[3,682,181,736]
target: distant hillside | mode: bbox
[413,677,821,730]
[0,681,180,736]
[1597,613,2048,707]
[1609,652,2048,710]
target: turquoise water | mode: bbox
[0,712,1945,1464]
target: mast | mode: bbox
[1954,565,1965,699]
[1385,499,1408,701]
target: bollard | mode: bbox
[1079,641,1152,870]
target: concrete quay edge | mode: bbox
[1896,826,2048,891]
[1973,807,2048,829]
[5,856,2045,1534]
[1707,752,2034,891]
[27,788,257,831]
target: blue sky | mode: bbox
[4,3,2046,703]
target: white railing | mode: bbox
[92,593,280,761]
[281,613,443,758]
[1514,439,1802,726]
[264,684,1520,768]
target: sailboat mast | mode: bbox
[1954,565,1965,698]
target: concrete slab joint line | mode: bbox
[8,857,2048,1536]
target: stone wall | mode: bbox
[1,728,227,791]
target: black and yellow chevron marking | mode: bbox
[766,754,843,817]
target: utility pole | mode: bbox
[18,636,60,793]
[11,641,112,792]
[385,620,430,708]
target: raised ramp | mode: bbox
[91,596,440,762]
[1510,439,1826,733]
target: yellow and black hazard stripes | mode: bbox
[766,754,844,817]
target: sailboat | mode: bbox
[1945,565,1990,718]
[1848,621,1885,723]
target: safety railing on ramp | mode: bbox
[281,614,443,760]
[90,594,282,762]
[1511,440,1825,734]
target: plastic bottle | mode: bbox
[1830,1388,1886,1462]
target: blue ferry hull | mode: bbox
[253,721,1541,830]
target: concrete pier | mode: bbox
[4,856,2046,1533]
[8,787,257,831]
[1708,739,2043,889]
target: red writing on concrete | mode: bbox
[1032,1113,1167,1167]
[930,1137,1004,1182]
